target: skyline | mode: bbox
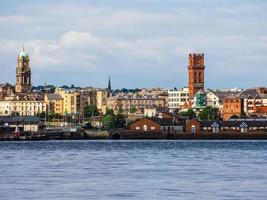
[0,0,266,89]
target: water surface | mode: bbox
[0,140,267,199]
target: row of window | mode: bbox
[168,93,189,97]
[168,98,188,102]
[135,125,155,131]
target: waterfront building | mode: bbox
[81,88,98,107]
[44,93,63,115]
[240,88,267,116]
[188,53,205,99]
[0,100,46,116]
[168,87,189,111]
[129,117,184,132]
[0,116,41,133]
[96,90,108,114]
[221,87,267,120]
[186,118,267,134]
[106,94,166,113]
[206,90,241,109]
[55,88,82,115]
[15,47,31,93]
[222,96,243,121]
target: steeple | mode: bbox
[107,76,112,97]
[16,46,31,93]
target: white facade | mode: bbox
[168,87,189,111]
[206,92,220,108]
[0,100,46,116]
[144,108,157,117]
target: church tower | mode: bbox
[188,53,205,99]
[107,76,112,97]
[15,47,31,93]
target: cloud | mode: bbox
[0,0,266,89]
[59,31,102,48]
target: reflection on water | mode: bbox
[0,140,267,200]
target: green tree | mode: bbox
[198,106,219,120]
[130,106,137,113]
[179,108,196,119]
[114,114,126,128]
[84,105,99,117]
[101,114,115,128]
[121,88,128,93]
[118,106,124,114]
[37,111,46,119]
[105,108,115,116]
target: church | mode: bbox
[15,47,32,94]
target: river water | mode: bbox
[0,140,267,200]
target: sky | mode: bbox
[0,0,266,89]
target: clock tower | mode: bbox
[15,47,31,93]
[188,53,205,99]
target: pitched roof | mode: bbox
[150,117,183,126]
[239,88,261,99]
[201,120,267,127]
[210,90,241,102]
[45,93,63,100]
[0,116,40,123]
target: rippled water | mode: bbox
[0,140,267,200]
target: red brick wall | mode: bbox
[186,119,201,134]
[188,53,205,99]
[129,118,161,132]
[223,97,243,121]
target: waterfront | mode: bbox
[0,140,267,199]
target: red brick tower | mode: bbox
[188,53,205,99]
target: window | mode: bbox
[240,123,248,133]
[143,125,148,132]
[151,126,155,130]
[136,126,140,130]
[191,125,196,134]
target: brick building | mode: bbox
[106,94,166,113]
[223,97,243,121]
[129,117,184,132]
[188,53,205,99]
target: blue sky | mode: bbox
[0,0,266,89]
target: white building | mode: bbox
[206,91,220,108]
[0,100,46,116]
[168,87,189,111]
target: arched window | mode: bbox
[143,125,148,132]
[191,125,196,134]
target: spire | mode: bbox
[22,45,25,52]
[107,76,112,97]
[108,76,111,90]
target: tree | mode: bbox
[114,114,126,128]
[101,114,115,129]
[105,108,115,116]
[84,105,99,117]
[130,106,137,113]
[37,111,46,119]
[179,108,196,119]
[198,106,219,121]
[121,88,128,93]
[118,106,124,114]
